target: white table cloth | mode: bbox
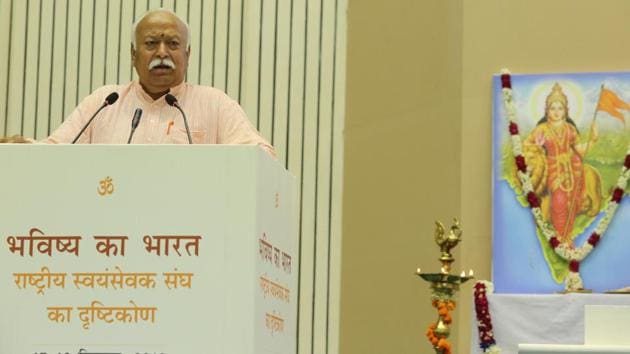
[470,294,630,354]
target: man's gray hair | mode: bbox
[131,8,191,50]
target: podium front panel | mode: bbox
[0,145,297,354]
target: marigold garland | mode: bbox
[501,69,630,291]
[425,300,455,354]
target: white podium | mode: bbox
[0,145,298,354]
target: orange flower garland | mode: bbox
[426,300,456,354]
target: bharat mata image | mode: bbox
[501,77,630,284]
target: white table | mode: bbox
[519,344,630,354]
[470,294,630,354]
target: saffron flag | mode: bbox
[597,88,630,124]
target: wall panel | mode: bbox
[5,0,26,135]
[49,0,68,132]
[104,0,122,85]
[35,0,53,137]
[21,0,39,137]
[270,0,290,164]
[0,0,11,137]
[0,1,345,354]
[240,0,261,128]
[328,3,345,352]
[62,0,80,120]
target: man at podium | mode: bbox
[4,9,275,157]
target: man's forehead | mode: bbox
[136,13,186,37]
[140,28,182,39]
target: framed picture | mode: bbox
[492,72,630,293]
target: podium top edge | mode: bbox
[0,144,290,173]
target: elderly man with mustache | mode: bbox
[40,9,275,156]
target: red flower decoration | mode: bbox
[515,155,527,172]
[474,283,486,291]
[612,187,624,203]
[509,122,519,135]
[527,192,540,208]
[569,260,580,273]
[588,233,600,247]
[549,237,560,249]
[474,281,497,350]
[501,74,512,89]
[625,154,630,169]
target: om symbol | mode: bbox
[97,176,114,196]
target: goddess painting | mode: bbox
[493,72,630,293]
[523,83,602,244]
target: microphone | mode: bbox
[71,92,119,144]
[165,93,192,144]
[126,108,143,144]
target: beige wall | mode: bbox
[342,1,462,353]
[342,0,630,353]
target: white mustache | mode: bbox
[148,58,176,70]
